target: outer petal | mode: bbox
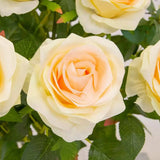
[0,53,29,116]
[147,87,160,115]
[76,0,117,34]
[76,0,150,34]
[140,42,160,89]
[27,66,95,142]
[0,0,39,17]
[23,38,64,93]
[126,57,154,112]
[92,9,145,31]
[102,92,125,120]
[0,36,16,102]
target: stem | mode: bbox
[29,114,42,130]
[85,138,92,144]
[34,10,51,34]
[0,125,9,134]
[52,12,57,39]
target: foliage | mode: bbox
[0,0,160,160]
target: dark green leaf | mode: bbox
[14,35,41,59]
[147,0,156,14]
[59,140,85,160]
[60,0,75,12]
[7,116,31,142]
[122,23,155,48]
[56,23,69,38]
[0,108,21,122]
[70,23,85,36]
[119,116,145,159]
[111,36,138,60]
[21,135,57,160]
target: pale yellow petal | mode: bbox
[0,53,29,117]
[0,0,39,17]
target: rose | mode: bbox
[126,40,160,115]
[0,36,29,117]
[27,34,125,142]
[0,0,39,17]
[76,0,150,34]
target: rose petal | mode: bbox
[0,0,39,17]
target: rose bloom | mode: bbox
[0,0,39,17]
[0,36,28,117]
[126,40,160,115]
[27,34,125,142]
[76,0,150,34]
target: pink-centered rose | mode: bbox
[27,34,125,142]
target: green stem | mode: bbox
[85,138,92,144]
[34,10,51,34]
[29,114,42,130]
[52,12,57,39]
[0,125,9,134]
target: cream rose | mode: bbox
[0,0,39,17]
[0,36,29,117]
[27,34,125,142]
[76,0,150,34]
[126,40,160,115]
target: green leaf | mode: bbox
[151,21,160,45]
[0,108,21,122]
[14,35,41,59]
[3,148,24,160]
[89,124,129,160]
[60,0,75,12]
[0,138,18,160]
[122,22,155,48]
[60,11,77,23]
[89,116,145,160]
[0,15,27,42]
[59,140,85,160]
[122,17,160,48]
[119,116,145,159]
[111,36,138,61]
[41,0,61,13]
[147,0,155,14]
[70,23,85,36]
[51,138,85,160]
[56,23,69,38]
[19,106,33,118]
[89,121,116,141]
[21,135,58,160]
[7,116,31,142]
